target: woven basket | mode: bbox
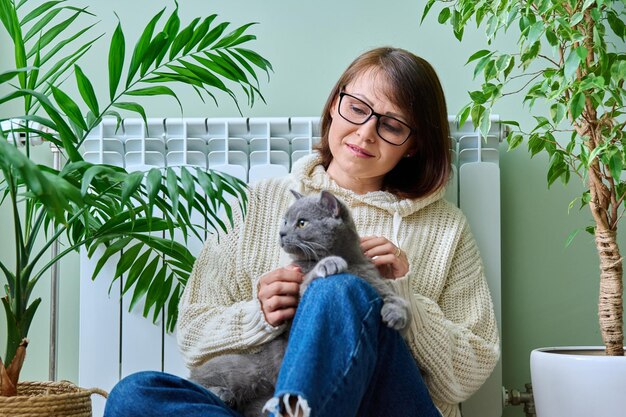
[0,381,107,417]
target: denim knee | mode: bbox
[105,371,158,414]
[302,273,381,315]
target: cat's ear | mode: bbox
[320,191,341,218]
[290,189,304,200]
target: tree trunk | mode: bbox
[595,229,624,356]
[0,339,28,397]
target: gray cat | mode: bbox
[188,190,410,417]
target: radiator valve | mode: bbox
[503,383,536,417]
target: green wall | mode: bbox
[1,1,623,416]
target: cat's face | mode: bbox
[279,191,343,261]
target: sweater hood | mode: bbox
[290,153,445,218]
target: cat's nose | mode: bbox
[279,231,286,239]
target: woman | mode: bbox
[104,47,500,417]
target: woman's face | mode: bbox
[326,70,413,194]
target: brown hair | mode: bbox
[315,47,451,199]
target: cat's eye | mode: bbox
[297,219,307,228]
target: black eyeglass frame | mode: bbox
[337,92,414,146]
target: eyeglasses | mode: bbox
[337,92,413,146]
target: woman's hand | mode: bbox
[257,265,304,327]
[361,236,409,279]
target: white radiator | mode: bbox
[78,116,503,416]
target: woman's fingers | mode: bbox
[361,236,396,258]
[258,265,303,326]
[264,307,297,327]
[360,235,409,279]
[258,281,300,300]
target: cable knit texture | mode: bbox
[177,154,500,417]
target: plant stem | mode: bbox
[595,229,624,355]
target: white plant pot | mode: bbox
[530,346,626,417]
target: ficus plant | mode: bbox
[422,0,626,355]
[0,0,272,396]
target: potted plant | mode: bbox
[422,0,625,415]
[0,0,271,411]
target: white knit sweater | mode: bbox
[177,154,500,417]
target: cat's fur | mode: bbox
[188,190,410,417]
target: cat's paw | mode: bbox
[312,256,348,278]
[381,296,410,331]
[209,386,237,408]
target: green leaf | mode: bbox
[23,7,63,43]
[0,68,30,84]
[526,21,543,45]
[457,103,471,128]
[469,90,487,104]
[123,254,159,295]
[608,149,623,181]
[479,106,491,137]
[197,21,229,50]
[180,167,195,213]
[122,249,152,294]
[565,229,581,248]
[108,20,125,101]
[569,91,585,119]
[168,17,200,60]
[564,49,581,80]
[183,15,215,54]
[125,86,182,112]
[126,7,165,87]
[146,167,163,208]
[112,102,147,127]
[129,259,164,312]
[575,46,588,62]
[40,23,97,67]
[26,9,85,58]
[581,0,596,11]
[466,49,492,65]
[151,272,174,323]
[51,85,87,131]
[527,133,545,157]
[178,60,230,93]
[36,37,97,89]
[165,284,181,332]
[114,243,144,280]
[473,55,492,79]
[508,133,524,151]
[607,10,625,40]
[143,266,166,317]
[166,168,180,215]
[550,102,567,124]
[80,165,111,196]
[156,5,180,67]
[23,89,83,161]
[470,103,485,129]
[74,64,99,116]
[234,47,273,75]
[20,1,63,26]
[121,171,145,206]
[193,53,238,83]
[212,22,256,49]
[545,29,558,46]
[547,151,567,186]
[139,31,168,77]
[0,141,69,224]
[421,0,436,24]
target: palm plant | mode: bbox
[0,0,272,396]
[422,0,625,355]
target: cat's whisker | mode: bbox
[296,242,318,260]
[303,241,327,251]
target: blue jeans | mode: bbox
[103,274,441,417]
